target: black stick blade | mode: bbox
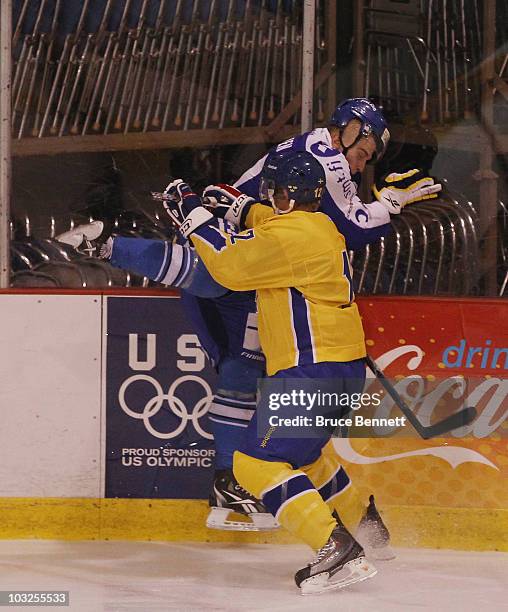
[420,406,477,439]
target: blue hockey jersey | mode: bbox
[234,127,391,251]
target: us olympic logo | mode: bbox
[118,374,214,440]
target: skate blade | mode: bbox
[250,513,279,531]
[300,557,377,595]
[206,519,262,532]
[206,508,279,532]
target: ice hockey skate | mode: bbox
[355,495,396,561]
[56,221,113,259]
[206,469,279,532]
[295,518,377,595]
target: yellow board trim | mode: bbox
[1,498,507,551]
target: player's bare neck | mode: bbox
[293,203,319,213]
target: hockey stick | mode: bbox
[150,191,184,230]
[365,355,477,439]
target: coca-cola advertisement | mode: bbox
[332,296,508,513]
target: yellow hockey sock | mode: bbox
[301,442,366,532]
[233,451,336,550]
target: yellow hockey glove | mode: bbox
[373,168,442,215]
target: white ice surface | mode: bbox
[0,540,506,612]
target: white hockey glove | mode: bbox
[156,178,213,239]
[373,169,442,215]
[202,183,255,228]
[56,220,113,259]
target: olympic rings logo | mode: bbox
[118,374,214,440]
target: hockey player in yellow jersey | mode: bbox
[197,179,365,376]
[170,154,365,377]
[162,151,381,594]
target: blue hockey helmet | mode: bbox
[330,98,390,162]
[260,151,325,214]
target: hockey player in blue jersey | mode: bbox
[208,98,440,248]
[57,98,441,535]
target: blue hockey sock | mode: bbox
[209,414,251,470]
[209,358,261,470]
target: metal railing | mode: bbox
[11,0,331,139]
[364,0,508,124]
[10,189,506,296]
[351,191,486,296]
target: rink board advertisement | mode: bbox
[105,296,216,499]
[0,294,102,498]
[104,294,508,512]
[333,297,508,512]
[0,292,506,547]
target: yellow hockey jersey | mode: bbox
[245,202,274,227]
[191,210,366,376]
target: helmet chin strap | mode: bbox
[271,198,296,215]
